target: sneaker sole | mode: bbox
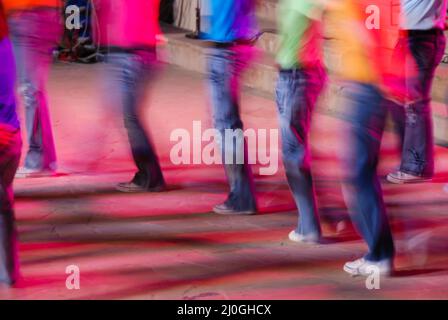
[213,208,256,215]
[386,175,432,184]
[343,264,393,277]
[343,264,360,277]
[115,186,146,193]
[15,172,57,179]
[288,232,320,245]
[115,185,166,193]
[289,239,320,245]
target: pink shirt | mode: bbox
[94,0,161,49]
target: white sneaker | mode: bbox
[288,230,320,244]
[386,171,431,184]
[343,258,393,277]
[15,167,56,179]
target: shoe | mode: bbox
[212,203,256,215]
[15,167,56,179]
[0,277,17,286]
[288,230,320,244]
[343,258,393,277]
[386,171,432,184]
[444,184,448,193]
[116,182,166,193]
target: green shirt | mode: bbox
[276,0,324,69]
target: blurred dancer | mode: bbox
[94,0,166,193]
[0,1,22,286]
[329,0,404,276]
[276,0,326,243]
[386,0,447,184]
[204,0,258,215]
[3,0,61,178]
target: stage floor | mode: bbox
[1,63,448,299]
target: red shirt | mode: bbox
[0,2,8,41]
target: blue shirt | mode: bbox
[204,0,257,42]
[400,0,448,30]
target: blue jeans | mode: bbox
[0,37,22,284]
[107,51,165,189]
[0,132,21,284]
[8,8,61,171]
[387,30,446,177]
[340,83,395,262]
[207,46,257,212]
[276,67,326,237]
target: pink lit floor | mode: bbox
[1,63,448,299]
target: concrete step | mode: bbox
[255,18,279,56]
[159,24,448,145]
[159,25,278,93]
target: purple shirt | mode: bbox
[0,36,19,129]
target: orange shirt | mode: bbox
[2,0,60,14]
[328,0,400,85]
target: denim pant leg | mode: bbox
[340,83,395,262]
[385,37,407,153]
[207,47,257,211]
[386,99,406,150]
[8,9,61,171]
[108,52,165,189]
[0,38,22,283]
[275,68,324,236]
[0,135,22,284]
[400,32,446,177]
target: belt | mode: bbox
[400,28,444,37]
[105,46,156,54]
[279,63,325,73]
[207,39,253,49]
